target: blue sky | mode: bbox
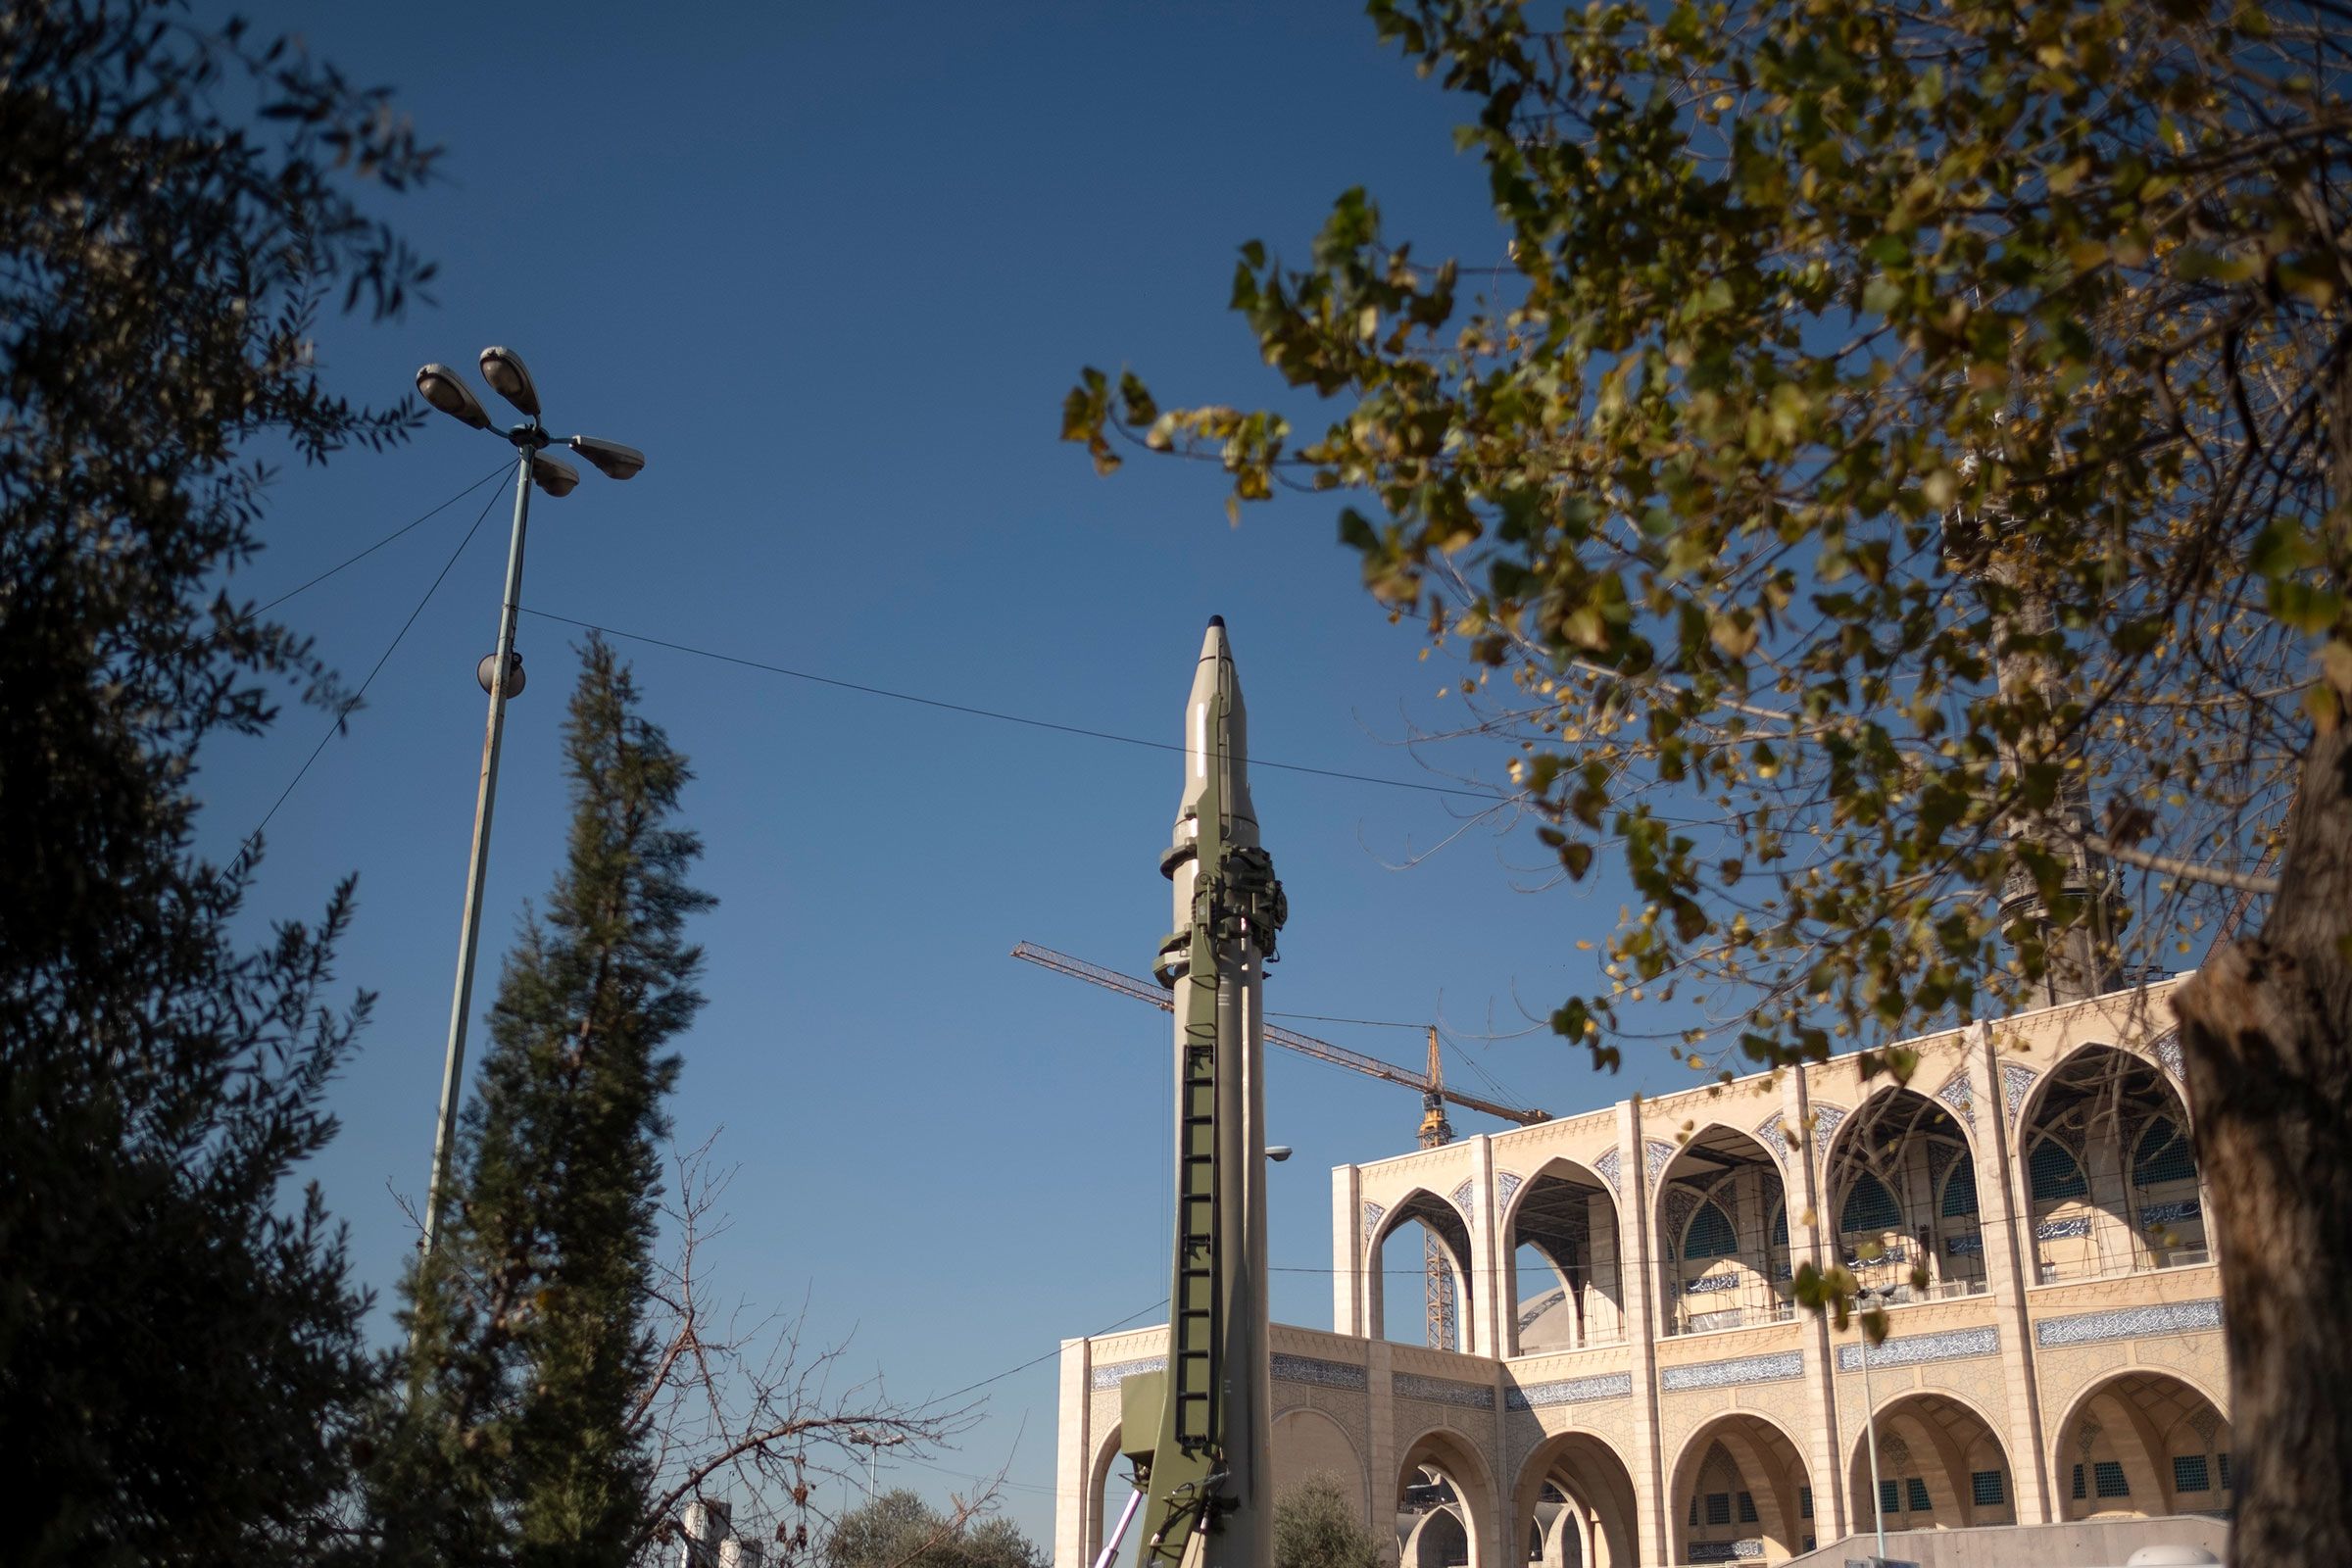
[203,0,1685,1541]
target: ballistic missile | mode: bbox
[1128,617,1286,1568]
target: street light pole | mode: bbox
[407,349,645,1285]
[848,1429,906,1503]
[1854,1281,1898,1563]
[420,443,533,1260]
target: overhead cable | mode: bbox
[218,480,507,880]
[517,609,1517,805]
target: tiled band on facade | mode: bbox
[1270,1353,1367,1392]
[1088,1355,1165,1392]
[1503,1371,1634,1410]
[2034,1298,2223,1348]
[1392,1372,1494,1409]
[1835,1325,1998,1372]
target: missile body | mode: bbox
[1137,618,1285,1568]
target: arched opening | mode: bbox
[2020,1047,2207,1285]
[1087,1422,1135,1568]
[1823,1088,1984,1302]
[1842,1392,2015,1537]
[1512,1430,1638,1568]
[2053,1372,2233,1523]
[1372,1190,1478,1351]
[1272,1406,1369,1523]
[1669,1414,1813,1563]
[1504,1159,1625,1355]
[1655,1126,1791,1335]
[1398,1429,1495,1568]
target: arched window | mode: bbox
[2132,1118,2196,1187]
[1770,1206,1788,1247]
[1839,1173,1902,1234]
[1684,1200,1736,1260]
[2029,1138,2088,1202]
[1940,1152,1981,1217]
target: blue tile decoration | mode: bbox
[2140,1199,2201,1225]
[1660,1351,1806,1391]
[1645,1139,1677,1185]
[2147,1027,2184,1081]
[1755,1110,1788,1161]
[1450,1179,1478,1224]
[1271,1353,1367,1392]
[1090,1355,1166,1391]
[1837,1325,1997,1371]
[1812,1103,1848,1157]
[1664,1189,1699,1248]
[1363,1201,1386,1247]
[1945,1234,1984,1256]
[1504,1371,1634,1410]
[1594,1147,1623,1196]
[1497,1171,1523,1214]
[1686,1272,1740,1295]
[2003,1063,2038,1125]
[1394,1372,1494,1409]
[1773,1262,1793,1281]
[2034,1215,2092,1241]
[1735,1541,1766,1560]
[1936,1072,1977,1132]
[2035,1298,2222,1348]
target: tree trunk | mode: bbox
[2171,718,2352,1567]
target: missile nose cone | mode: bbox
[1177,616,1256,853]
[1197,617,1233,668]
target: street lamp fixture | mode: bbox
[848,1429,909,1501]
[478,344,542,417]
[411,347,645,1277]
[416,363,494,430]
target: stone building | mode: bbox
[1053,981,2230,1566]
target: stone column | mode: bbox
[1336,1162,1365,1336]
[1055,1337,1094,1568]
[1969,1022,2053,1524]
[1472,1134,1504,1359]
[1616,1101,1670,1562]
[1784,1063,1850,1544]
[1587,1191,1623,1346]
[1368,1338,1399,1568]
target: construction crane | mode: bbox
[1011,941,1547,1350]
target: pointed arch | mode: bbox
[1668,1411,1813,1562]
[1368,1186,1479,1350]
[1512,1429,1639,1568]
[1653,1124,1792,1335]
[2018,1045,2206,1283]
[1503,1155,1623,1355]
[1399,1425,1498,1568]
[2049,1370,2231,1522]
[1821,1083,1980,1299]
[1843,1390,2015,1533]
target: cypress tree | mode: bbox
[378,638,710,1566]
